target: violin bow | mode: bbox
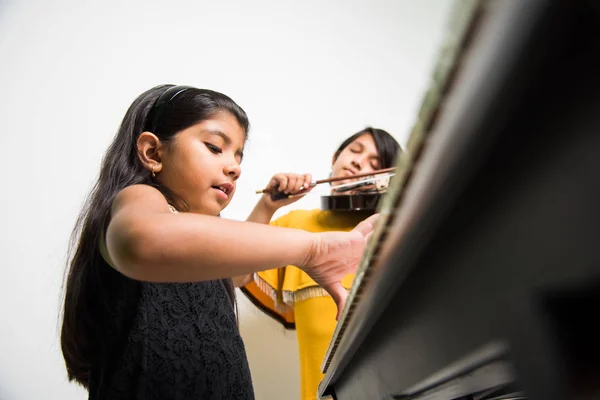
[255,167,396,195]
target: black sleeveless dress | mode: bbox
[88,274,255,400]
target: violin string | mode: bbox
[255,167,396,194]
[285,173,395,199]
[331,173,395,191]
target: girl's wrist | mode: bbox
[259,195,280,213]
[293,230,319,270]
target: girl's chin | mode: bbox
[189,202,228,217]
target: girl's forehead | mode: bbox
[350,134,376,148]
[191,115,246,142]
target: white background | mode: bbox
[0,0,453,398]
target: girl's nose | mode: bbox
[223,162,241,181]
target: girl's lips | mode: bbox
[212,182,233,200]
[212,187,229,200]
[212,182,234,196]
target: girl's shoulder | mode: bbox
[280,209,367,232]
[284,208,322,219]
[112,184,174,215]
[272,209,322,228]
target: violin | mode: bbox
[256,168,395,212]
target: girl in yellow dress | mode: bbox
[236,127,401,400]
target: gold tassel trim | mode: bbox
[282,286,329,306]
[252,274,338,308]
[252,273,292,314]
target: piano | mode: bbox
[318,0,600,399]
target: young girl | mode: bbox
[239,128,400,400]
[60,85,377,400]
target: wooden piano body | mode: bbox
[319,1,600,399]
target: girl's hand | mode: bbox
[299,213,379,320]
[260,172,314,211]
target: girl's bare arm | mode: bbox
[106,184,314,283]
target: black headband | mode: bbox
[147,85,193,134]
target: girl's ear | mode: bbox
[137,131,165,174]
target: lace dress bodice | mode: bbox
[88,277,254,400]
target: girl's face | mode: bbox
[330,133,380,187]
[159,112,246,215]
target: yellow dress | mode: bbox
[241,209,370,400]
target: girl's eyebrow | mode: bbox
[202,130,231,144]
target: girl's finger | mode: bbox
[303,174,313,190]
[292,175,305,194]
[286,175,298,194]
[325,282,348,321]
[274,174,288,192]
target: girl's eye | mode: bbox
[206,143,222,154]
[350,147,361,153]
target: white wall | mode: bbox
[0,0,453,399]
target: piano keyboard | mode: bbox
[321,0,484,374]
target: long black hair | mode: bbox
[60,85,249,388]
[334,127,401,168]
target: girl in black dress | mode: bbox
[60,85,377,399]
